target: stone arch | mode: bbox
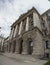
[18,38,23,54]
[27,38,33,55]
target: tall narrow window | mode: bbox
[29,14,33,30]
[41,20,46,29]
[18,23,20,35]
[41,20,47,35]
[45,41,49,49]
[48,19,50,27]
[23,18,26,32]
[42,22,45,28]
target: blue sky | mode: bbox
[0,0,50,37]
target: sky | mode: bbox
[0,0,50,37]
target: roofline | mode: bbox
[4,36,9,40]
[11,7,40,28]
[41,9,50,16]
[11,7,50,28]
[0,36,5,39]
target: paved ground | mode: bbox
[0,53,47,65]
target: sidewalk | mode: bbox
[2,52,47,65]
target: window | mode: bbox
[42,22,45,27]
[48,19,50,27]
[17,23,20,35]
[45,41,49,49]
[43,30,47,35]
[13,26,16,37]
[46,40,50,49]
[41,20,45,28]
[41,20,47,35]
[23,19,26,31]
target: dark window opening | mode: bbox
[43,30,47,35]
[46,41,49,49]
[46,53,49,58]
[23,19,26,31]
[48,19,50,28]
[18,23,20,34]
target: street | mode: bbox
[0,53,47,65]
[0,54,27,65]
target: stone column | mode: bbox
[18,21,23,35]
[10,30,12,39]
[15,25,19,37]
[13,25,18,37]
[22,40,28,55]
[12,28,15,38]
[26,17,29,31]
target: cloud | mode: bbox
[0,0,50,37]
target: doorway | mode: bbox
[28,39,33,55]
[46,53,49,58]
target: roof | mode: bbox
[4,36,9,40]
[41,9,50,16]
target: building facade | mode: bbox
[4,7,50,58]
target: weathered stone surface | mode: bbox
[4,8,50,58]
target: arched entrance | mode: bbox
[19,39,23,54]
[27,38,33,55]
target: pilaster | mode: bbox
[26,17,29,31]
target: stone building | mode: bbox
[4,7,50,58]
[0,36,4,52]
